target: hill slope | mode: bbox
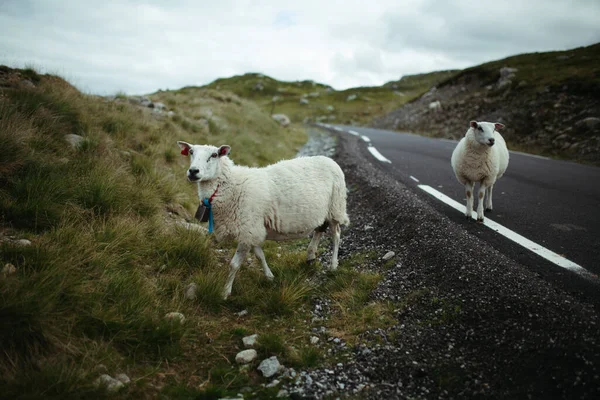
[372,43,600,165]
[195,70,458,126]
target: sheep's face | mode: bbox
[176,142,231,182]
[470,121,505,147]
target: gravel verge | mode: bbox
[283,127,600,399]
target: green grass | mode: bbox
[175,70,458,127]
[0,66,395,398]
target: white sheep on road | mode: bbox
[451,121,509,222]
[177,141,350,298]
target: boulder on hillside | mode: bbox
[272,114,291,127]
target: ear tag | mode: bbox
[181,147,189,156]
[195,204,210,222]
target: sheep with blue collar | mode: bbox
[451,121,510,222]
[177,141,350,299]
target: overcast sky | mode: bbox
[1,0,598,95]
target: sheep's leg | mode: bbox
[306,231,323,263]
[464,182,475,219]
[223,243,250,299]
[485,185,494,212]
[477,184,488,222]
[329,221,341,271]
[253,245,274,281]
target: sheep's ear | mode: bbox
[177,141,192,156]
[494,123,505,131]
[218,145,231,157]
[470,121,479,129]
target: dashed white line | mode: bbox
[410,176,420,182]
[367,146,392,163]
[348,130,360,136]
[361,135,371,143]
[417,184,591,276]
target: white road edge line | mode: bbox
[410,176,420,182]
[334,127,344,132]
[361,135,371,143]
[348,130,360,136]
[367,146,392,163]
[417,184,592,276]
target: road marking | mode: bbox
[510,150,550,160]
[410,176,420,182]
[361,135,371,143]
[348,130,360,136]
[334,127,344,132]
[417,184,592,276]
[367,146,392,163]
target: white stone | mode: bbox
[257,356,282,378]
[65,134,85,149]
[94,374,124,392]
[382,251,396,261]
[310,336,319,345]
[164,312,185,324]
[266,379,280,388]
[272,114,291,127]
[2,263,16,276]
[115,373,130,384]
[346,94,357,101]
[299,98,309,105]
[277,389,289,398]
[14,239,32,246]
[242,334,258,348]
[237,310,248,317]
[235,349,258,364]
[185,283,198,300]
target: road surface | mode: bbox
[320,123,600,301]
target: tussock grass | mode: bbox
[0,66,393,398]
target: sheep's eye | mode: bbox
[189,149,194,155]
[478,127,483,132]
[211,153,218,158]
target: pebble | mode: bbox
[235,349,258,364]
[242,334,258,348]
[164,312,185,324]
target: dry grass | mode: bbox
[0,67,395,399]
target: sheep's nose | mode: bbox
[488,138,495,146]
[188,168,199,176]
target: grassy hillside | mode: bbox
[196,70,458,126]
[0,67,395,399]
[373,43,600,165]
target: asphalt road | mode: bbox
[321,124,600,299]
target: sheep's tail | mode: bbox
[330,178,350,227]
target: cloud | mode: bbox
[0,0,597,94]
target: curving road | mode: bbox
[319,123,600,299]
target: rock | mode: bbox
[310,336,319,345]
[167,111,175,117]
[393,91,406,96]
[428,101,442,111]
[272,114,291,127]
[65,134,85,149]
[164,312,185,324]
[94,374,124,392]
[500,67,518,77]
[235,349,258,364]
[2,263,16,276]
[14,239,32,246]
[152,102,166,111]
[326,105,335,112]
[257,356,282,378]
[382,251,395,261]
[253,83,264,91]
[140,99,152,107]
[242,334,258,348]
[577,117,600,129]
[556,55,570,61]
[299,98,309,105]
[308,92,320,98]
[115,373,131,384]
[185,283,198,300]
[346,94,357,101]
[277,389,289,398]
[266,379,280,388]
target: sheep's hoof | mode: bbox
[485,208,493,212]
[306,258,316,265]
[477,218,484,223]
[265,272,275,281]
